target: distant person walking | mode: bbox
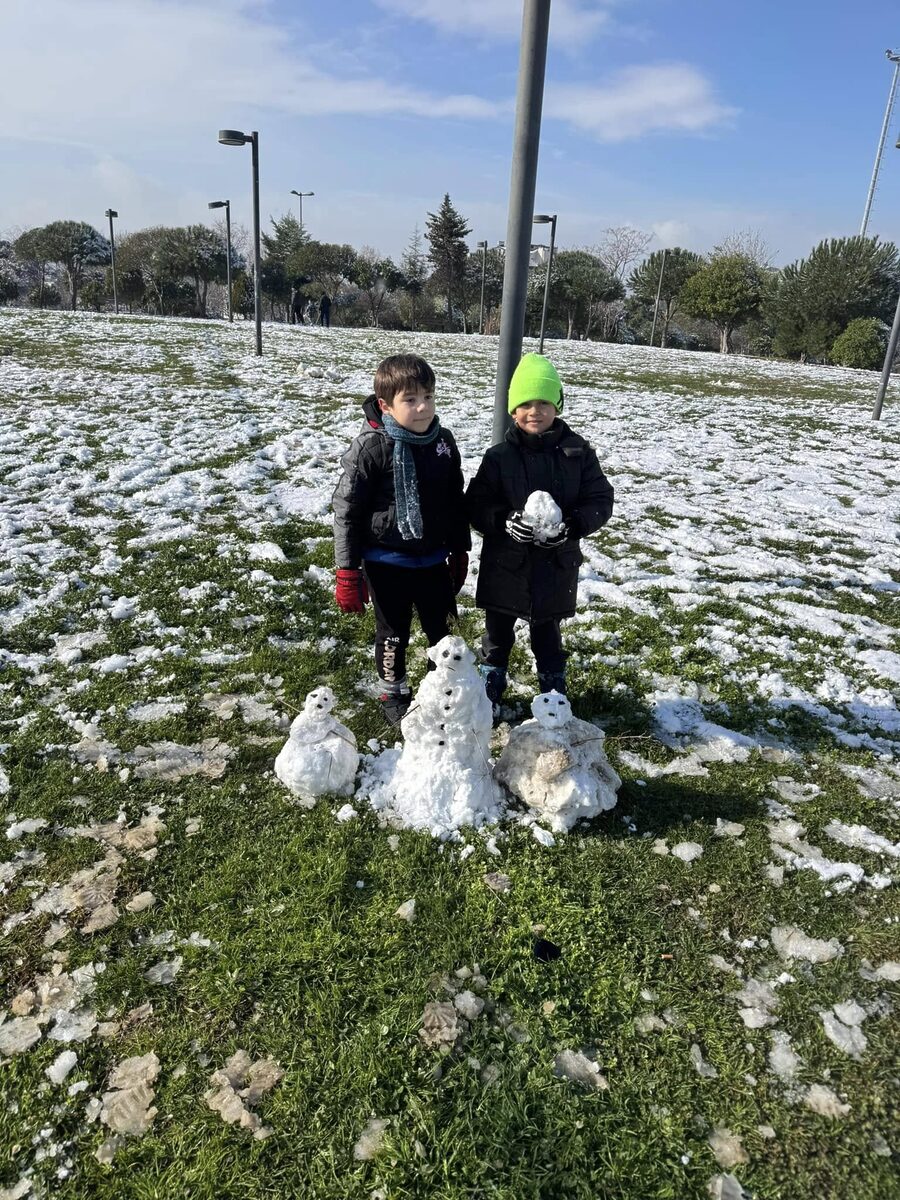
[319,293,332,327]
[305,299,317,326]
[289,287,304,326]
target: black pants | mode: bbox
[319,309,330,327]
[482,610,566,675]
[363,560,456,684]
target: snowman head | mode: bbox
[531,690,572,727]
[303,686,335,718]
[427,635,474,673]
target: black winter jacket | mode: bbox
[465,419,613,620]
[332,397,471,569]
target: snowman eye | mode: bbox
[442,650,449,658]
[542,697,549,704]
[557,699,564,706]
[445,689,452,696]
[453,655,461,661]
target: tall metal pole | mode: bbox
[861,51,900,238]
[538,214,556,354]
[250,132,262,355]
[649,247,667,347]
[106,209,118,315]
[872,286,900,420]
[478,240,488,334]
[224,200,233,324]
[492,0,552,446]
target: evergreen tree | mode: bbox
[772,236,899,361]
[425,194,472,329]
[628,248,704,347]
[33,220,110,310]
[680,254,763,353]
[830,317,889,370]
[550,250,623,340]
[399,225,428,330]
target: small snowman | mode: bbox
[494,691,620,832]
[274,686,359,806]
[523,490,566,544]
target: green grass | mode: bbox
[1,309,898,1199]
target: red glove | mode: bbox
[334,568,368,613]
[448,552,468,594]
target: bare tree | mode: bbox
[713,228,775,269]
[596,225,654,282]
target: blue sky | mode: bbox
[3,0,900,267]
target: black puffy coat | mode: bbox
[332,397,471,569]
[465,419,613,620]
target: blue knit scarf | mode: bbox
[381,412,442,540]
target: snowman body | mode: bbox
[494,692,620,832]
[365,636,503,835]
[274,687,359,804]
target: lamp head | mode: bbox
[477,240,488,249]
[218,129,248,146]
[533,214,554,224]
[105,209,118,219]
[208,200,228,209]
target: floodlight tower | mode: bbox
[860,50,900,238]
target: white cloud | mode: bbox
[374,0,611,47]
[651,219,692,245]
[0,0,501,154]
[546,64,737,141]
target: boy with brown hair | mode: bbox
[332,354,470,724]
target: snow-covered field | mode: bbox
[1,308,898,1199]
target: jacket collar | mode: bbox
[506,417,568,451]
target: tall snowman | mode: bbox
[362,635,503,836]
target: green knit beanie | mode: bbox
[507,353,563,414]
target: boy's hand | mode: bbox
[505,512,534,543]
[539,523,568,548]
[448,551,468,593]
[335,568,369,613]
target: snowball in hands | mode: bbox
[360,636,503,836]
[495,691,621,832]
[523,491,564,543]
[274,687,359,805]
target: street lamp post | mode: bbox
[208,200,233,322]
[477,240,488,334]
[650,247,668,347]
[492,0,552,445]
[861,50,900,238]
[219,129,262,354]
[105,209,118,314]
[533,213,556,354]
[290,189,314,232]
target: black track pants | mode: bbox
[481,610,566,675]
[362,560,456,683]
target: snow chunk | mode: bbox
[714,819,745,838]
[394,899,416,922]
[144,956,183,985]
[553,1049,609,1090]
[419,1001,461,1049]
[523,490,564,543]
[707,1127,748,1170]
[335,804,357,822]
[353,1116,390,1161]
[804,1084,851,1118]
[6,818,48,840]
[101,1051,160,1138]
[204,1051,284,1140]
[453,990,485,1020]
[671,841,703,862]
[0,1017,42,1055]
[46,1049,78,1083]
[690,1043,718,1078]
[823,820,900,859]
[247,541,287,563]
[768,1031,802,1083]
[770,925,843,963]
[819,1010,867,1059]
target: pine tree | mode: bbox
[425,194,472,329]
[400,225,427,330]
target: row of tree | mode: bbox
[2,203,898,367]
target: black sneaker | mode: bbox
[537,672,567,696]
[378,691,412,726]
[479,665,507,707]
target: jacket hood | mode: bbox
[362,394,384,429]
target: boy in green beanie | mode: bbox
[465,353,613,710]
